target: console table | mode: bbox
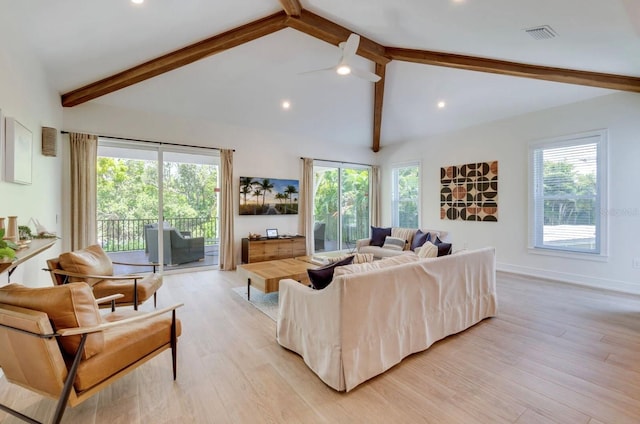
[0,238,57,283]
[241,236,306,264]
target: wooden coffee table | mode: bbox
[236,258,317,300]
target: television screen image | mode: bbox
[239,176,299,215]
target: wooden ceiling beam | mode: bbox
[61,12,288,107]
[372,63,386,153]
[387,47,640,93]
[278,0,302,17]
[285,10,390,65]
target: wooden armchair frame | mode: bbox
[0,295,182,424]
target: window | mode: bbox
[313,163,370,252]
[392,163,420,228]
[529,130,607,255]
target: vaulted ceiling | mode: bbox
[2,0,639,151]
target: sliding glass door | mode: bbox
[313,163,370,252]
[97,139,219,271]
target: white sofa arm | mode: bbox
[356,238,371,250]
[277,278,345,391]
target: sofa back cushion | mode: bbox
[327,253,374,264]
[59,244,113,286]
[391,228,417,250]
[334,252,419,277]
[0,283,104,359]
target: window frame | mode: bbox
[391,161,421,228]
[528,129,608,259]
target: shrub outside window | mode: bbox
[529,130,607,256]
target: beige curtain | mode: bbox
[219,149,235,270]
[370,165,381,227]
[69,132,98,250]
[300,157,315,254]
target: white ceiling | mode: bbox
[2,0,638,149]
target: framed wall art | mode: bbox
[440,161,498,222]
[4,117,33,185]
[239,176,299,215]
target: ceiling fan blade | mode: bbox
[342,33,360,61]
[299,66,337,76]
[350,67,381,82]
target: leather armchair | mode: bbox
[0,282,182,424]
[146,227,205,265]
[47,244,162,311]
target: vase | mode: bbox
[0,217,4,232]
[6,216,18,243]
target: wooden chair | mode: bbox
[0,282,182,424]
[46,244,162,311]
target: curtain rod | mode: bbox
[301,157,374,167]
[60,131,233,152]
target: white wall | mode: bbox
[379,92,640,294]
[63,102,378,264]
[0,39,64,286]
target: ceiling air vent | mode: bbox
[524,25,557,40]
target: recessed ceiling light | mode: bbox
[131,0,144,4]
[437,101,446,109]
[282,100,291,110]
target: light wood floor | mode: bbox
[2,270,640,423]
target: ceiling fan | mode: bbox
[302,33,381,82]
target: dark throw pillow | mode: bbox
[370,226,392,247]
[410,229,431,251]
[307,255,354,290]
[433,236,453,256]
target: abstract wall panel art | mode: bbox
[440,161,498,221]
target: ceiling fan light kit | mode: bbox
[304,33,381,82]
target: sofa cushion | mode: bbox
[0,283,104,360]
[434,237,453,256]
[308,255,354,290]
[382,236,406,251]
[417,241,438,258]
[391,228,416,250]
[370,226,391,247]
[327,253,374,264]
[58,244,113,286]
[410,229,431,251]
[334,252,419,277]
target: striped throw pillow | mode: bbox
[382,236,406,251]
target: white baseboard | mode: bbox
[497,262,640,296]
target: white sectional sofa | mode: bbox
[276,247,497,392]
[356,227,451,258]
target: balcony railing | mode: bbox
[98,217,218,252]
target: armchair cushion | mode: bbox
[59,244,113,286]
[0,283,104,359]
[92,273,163,305]
[74,309,182,392]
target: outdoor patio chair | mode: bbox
[0,282,182,424]
[146,227,205,265]
[46,244,162,311]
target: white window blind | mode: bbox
[530,130,607,255]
